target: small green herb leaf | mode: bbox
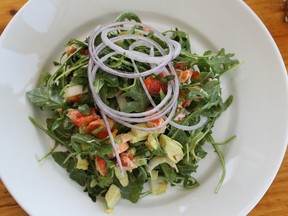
[26,87,63,111]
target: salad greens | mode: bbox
[26,12,240,212]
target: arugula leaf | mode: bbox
[37,71,51,87]
[26,87,63,111]
[161,163,177,183]
[206,49,240,75]
[29,117,68,147]
[85,182,107,202]
[69,169,87,186]
[70,133,112,155]
[52,151,69,166]
[177,161,198,175]
[97,70,119,88]
[222,95,233,112]
[93,75,105,93]
[202,80,221,101]
[184,86,209,100]
[97,87,118,111]
[120,182,141,203]
[52,151,88,186]
[114,11,142,23]
[52,151,76,172]
[180,48,240,76]
[121,80,150,112]
[182,176,199,189]
[120,167,147,203]
[168,127,190,144]
[70,67,89,86]
[163,29,191,51]
[78,104,90,115]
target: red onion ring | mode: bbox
[87,21,207,171]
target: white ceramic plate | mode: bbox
[1,0,288,215]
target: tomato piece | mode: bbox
[66,108,100,127]
[157,72,165,79]
[143,27,153,33]
[177,70,193,83]
[174,62,188,70]
[65,44,77,56]
[107,133,132,157]
[146,117,164,128]
[108,142,129,158]
[179,89,191,108]
[86,118,114,139]
[194,85,204,100]
[144,77,167,94]
[95,155,108,176]
[66,94,82,102]
[116,141,130,154]
[79,49,89,55]
[182,100,191,108]
[191,71,201,80]
[174,108,190,122]
[178,85,203,108]
[120,152,136,171]
[144,107,165,128]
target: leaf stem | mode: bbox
[212,143,226,193]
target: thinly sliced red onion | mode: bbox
[89,34,178,120]
[89,61,174,119]
[100,110,124,174]
[87,21,207,171]
[169,115,208,131]
[100,27,178,64]
[88,23,180,78]
[89,34,173,78]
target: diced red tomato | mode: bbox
[120,152,136,171]
[66,108,100,127]
[107,133,132,157]
[178,85,203,108]
[144,107,165,128]
[174,107,190,122]
[179,89,191,108]
[174,62,188,70]
[146,117,164,128]
[108,142,129,158]
[66,94,82,102]
[191,71,201,80]
[65,44,77,56]
[79,49,89,55]
[182,100,191,108]
[144,77,167,94]
[157,72,166,79]
[143,27,153,33]
[95,155,108,176]
[116,141,129,154]
[177,70,193,83]
[86,118,114,139]
[194,85,204,100]
[119,133,133,143]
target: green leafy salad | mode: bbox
[26,12,240,212]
